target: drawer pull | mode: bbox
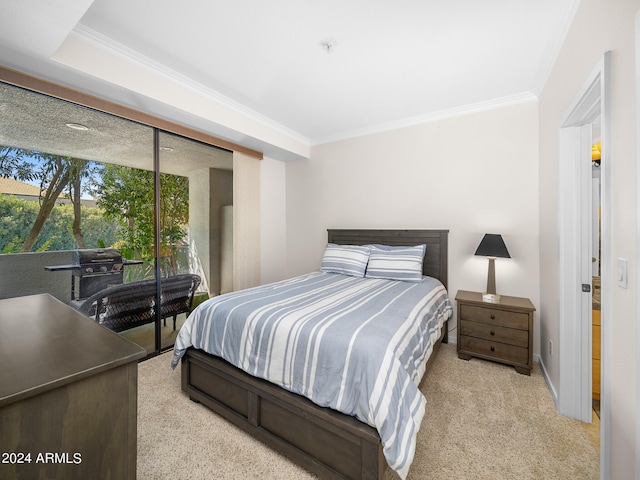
[490,330,495,336]
[490,346,495,352]
[490,314,496,320]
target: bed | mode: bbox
[173,229,451,480]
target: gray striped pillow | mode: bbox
[364,244,426,282]
[320,244,371,277]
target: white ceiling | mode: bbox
[0,0,580,156]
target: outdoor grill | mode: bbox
[72,248,124,300]
[45,248,142,302]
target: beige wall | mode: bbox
[188,167,233,296]
[539,0,639,477]
[209,169,234,295]
[259,156,288,285]
[284,100,540,352]
[232,152,261,291]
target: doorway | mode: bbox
[557,52,610,477]
[591,125,601,418]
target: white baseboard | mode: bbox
[537,355,559,406]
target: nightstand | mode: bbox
[456,290,535,375]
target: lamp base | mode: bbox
[482,293,501,303]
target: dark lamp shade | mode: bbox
[474,234,511,259]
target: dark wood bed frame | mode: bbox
[181,229,449,480]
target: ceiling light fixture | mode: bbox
[159,146,174,152]
[65,123,89,131]
[320,40,335,53]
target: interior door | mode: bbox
[558,123,594,423]
[558,52,610,478]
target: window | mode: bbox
[0,78,235,356]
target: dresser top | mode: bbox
[0,293,146,407]
[455,290,536,311]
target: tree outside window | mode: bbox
[0,146,189,278]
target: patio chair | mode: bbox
[77,279,157,332]
[160,274,201,330]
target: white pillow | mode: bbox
[320,244,371,277]
[364,244,426,282]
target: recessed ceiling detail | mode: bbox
[0,0,581,157]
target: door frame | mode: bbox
[557,52,610,477]
[635,11,640,478]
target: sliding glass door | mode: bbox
[0,80,227,357]
[156,131,233,350]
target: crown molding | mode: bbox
[311,92,538,146]
[70,24,310,146]
[69,25,543,152]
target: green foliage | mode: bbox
[0,194,37,253]
[96,165,155,259]
[0,146,37,181]
[1,155,189,277]
[0,194,119,253]
[1,146,104,251]
[159,172,189,271]
[95,164,189,275]
[78,206,121,250]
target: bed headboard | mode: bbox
[327,229,449,289]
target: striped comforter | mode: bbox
[171,271,452,479]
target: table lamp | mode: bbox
[474,234,510,303]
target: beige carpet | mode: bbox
[137,344,599,479]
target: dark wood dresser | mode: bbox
[456,290,535,375]
[0,294,146,480]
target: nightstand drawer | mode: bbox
[460,335,529,365]
[456,291,535,375]
[459,304,528,330]
[460,320,528,348]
